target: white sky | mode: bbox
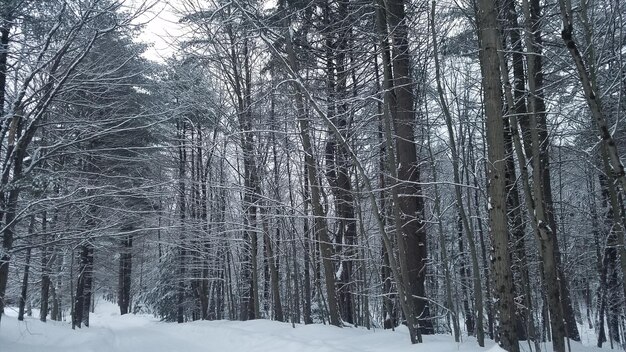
[129,0,183,62]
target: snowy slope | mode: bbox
[0,301,607,352]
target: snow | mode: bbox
[335,262,343,281]
[486,345,508,352]
[0,300,613,352]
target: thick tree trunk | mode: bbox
[73,242,94,328]
[17,247,31,321]
[40,258,50,321]
[373,0,425,341]
[596,158,625,347]
[118,232,133,315]
[40,211,50,322]
[301,164,313,325]
[520,0,580,344]
[199,127,210,320]
[500,29,552,352]
[83,245,94,327]
[475,0,519,350]
[0,170,22,321]
[323,0,356,324]
[501,0,539,346]
[384,0,431,336]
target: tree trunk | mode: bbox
[301,163,313,325]
[501,0,539,346]
[518,3,566,351]
[199,126,210,320]
[73,241,94,328]
[558,0,626,235]
[323,0,356,324]
[261,205,283,322]
[40,211,50,322]
[520,0,580,343]
[373,24,397,333]
[50,246,63,321]
[383,0,431,336]
[18,214,36,321]
[475,0,519,349]
[0,7,12,323]
[177,118,187,324]
[18,246,32,321]
[284,29,341,327]
[373,0,425,341]
[118,232,133,315]
[567,0,626,325]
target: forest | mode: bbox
[0,0,624,351]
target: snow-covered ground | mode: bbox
[0,300,608,352]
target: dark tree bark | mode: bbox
[521,0,580,342]
[596,165,623,347]
[17,250,31,320]
[0,12,14,318]
[198,125,210,320]
[302,164,313,325]
[118,232,133,315]
[457,218,474,336]
[177,118,187,324]
[501,0,536,343]
[261,205,283,322]
[323,0,356,325]
[0,161,23,321]
[40,211,50,322]
[73,241,94,328]
[383,0,432,337]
